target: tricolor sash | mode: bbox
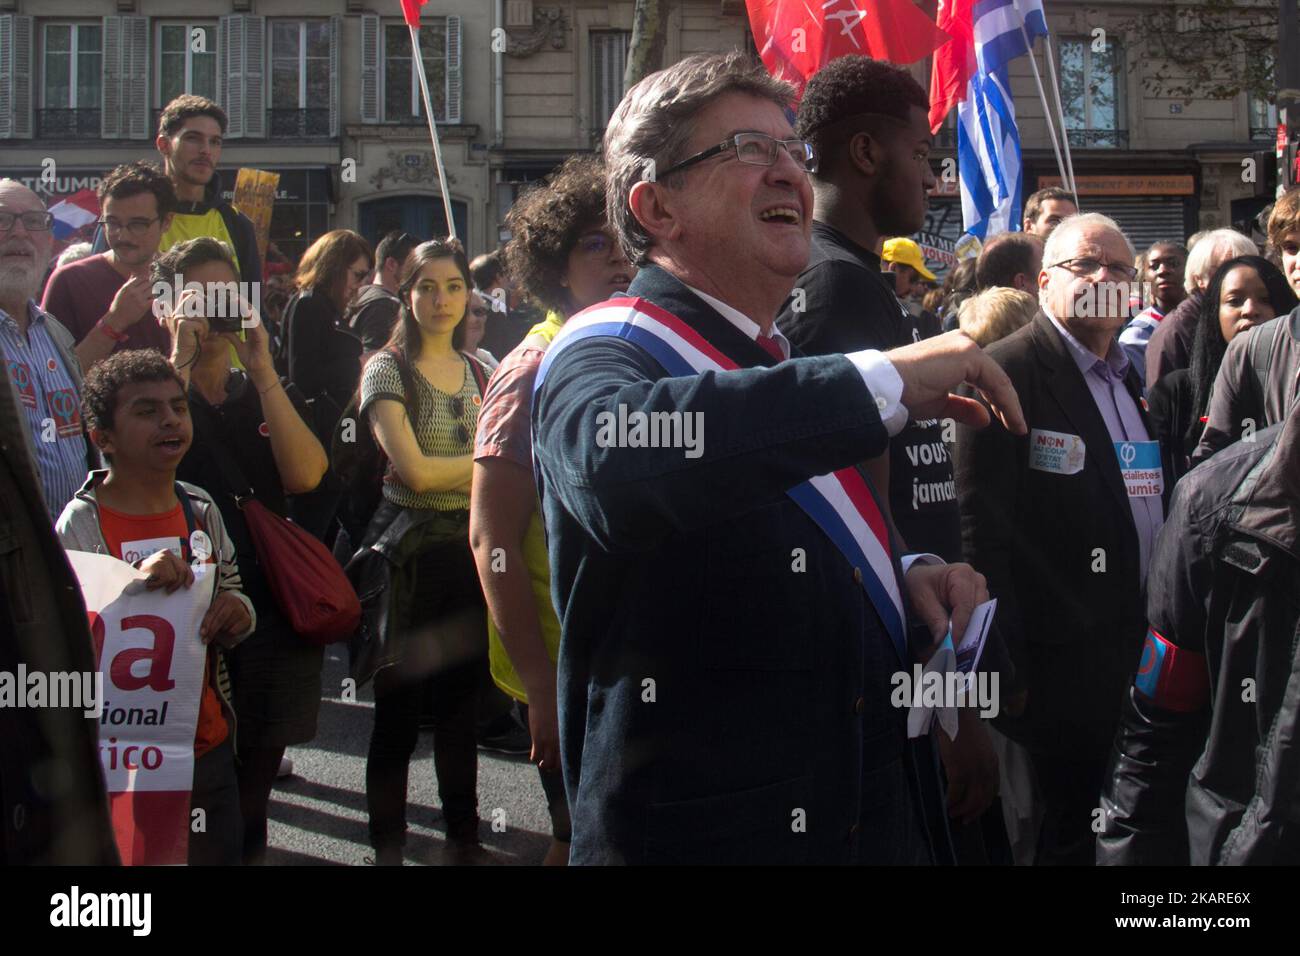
[533,296,908,662]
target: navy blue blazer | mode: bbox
[532,265,951,864]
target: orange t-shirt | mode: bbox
[98,500,229,757]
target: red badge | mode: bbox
[472,394,481,407]
[258,422,270,437]
[46,357,58,372]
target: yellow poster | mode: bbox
[231,168,281,269]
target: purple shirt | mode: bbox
[1046,311,1164,579]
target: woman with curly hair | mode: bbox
[469,154,633,865]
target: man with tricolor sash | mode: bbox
[530,52,1025,865]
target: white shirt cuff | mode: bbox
[846,350,908,437]
[901,553,946,574]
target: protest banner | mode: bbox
[231,168,281,273]
[66,551,214,866]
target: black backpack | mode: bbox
[1248,308,1300,416]
[332,349,489,543]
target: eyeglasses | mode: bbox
[0,211,55,233]
[449,395,472,446]
[654,132,818,180]
[98,217,160,237]
[1047,257,1139,281]
[575,233,617,258]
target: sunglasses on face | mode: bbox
[576,233,615,257]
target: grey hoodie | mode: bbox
[56,471,257,741]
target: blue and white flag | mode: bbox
[957,0,1049,241]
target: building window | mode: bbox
[270,20,330,136]
[591,30,630,131]
[383,20,447,122]
[1248,50,1276,142]
[41,23,102,138]
[1058,37,1125,148]
[158,24,217,106]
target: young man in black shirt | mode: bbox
[776,55,1006,863]
[346,231,419,352]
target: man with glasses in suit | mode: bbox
[955,212,1170,865]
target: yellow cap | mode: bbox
[882,237,937,281]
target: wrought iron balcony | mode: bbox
[1066,128,1129,149]
[36,109,102,138]
[1250,126,1277,142]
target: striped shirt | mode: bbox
[0,301,91,522]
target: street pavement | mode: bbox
[263,647,553,866]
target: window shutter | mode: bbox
[593,32,629,131]
[329,15,341,136]
[360,13,379,123]
[217,17,229,110]
[221,15,245,137]
[125,15,149,139]
[0,14,33,139]
[102,16,123,138]
[444,14,461,124]
[242,16,265,138]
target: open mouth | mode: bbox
[607,273,632,287]
[758,206,801,225]
[155,437,185,452]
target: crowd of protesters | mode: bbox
[4,60,1300,867]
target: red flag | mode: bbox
[401,0,429,28]
[746,0,950,101]
[927,0,976,133]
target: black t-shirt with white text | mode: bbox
[776,222,962,561]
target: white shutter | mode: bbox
[242,16,265,138]
[102,16,122,138]
[360,13,379,123]
[0,15,33,139]
[592,32,629,130]
[217,17,229,109]
[329,15,341,136]
[444,14,461,124]
[221,15,245,137]
[125,16,149,139]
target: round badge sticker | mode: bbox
[189,530,213,562]
[472,394,481,407]
[47,358,58,372]
[258,421,270,438]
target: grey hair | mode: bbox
[603,51,795,267]
[1041,212,1135,271]
[1183,227,1258,294]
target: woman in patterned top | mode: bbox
[357,239,492,866]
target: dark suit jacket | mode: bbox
[0,375,118,864]
[532,264,951,864]
[954,312,1169,758]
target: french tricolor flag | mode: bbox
[49,189,100,241]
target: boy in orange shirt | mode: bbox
[57,349,255,865]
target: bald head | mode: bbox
[0,179,53,314]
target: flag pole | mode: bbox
[1040,31,1079,205]
[1011,2,1069,204]
[409,23,457,241]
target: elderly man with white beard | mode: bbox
[0,179,96,522]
